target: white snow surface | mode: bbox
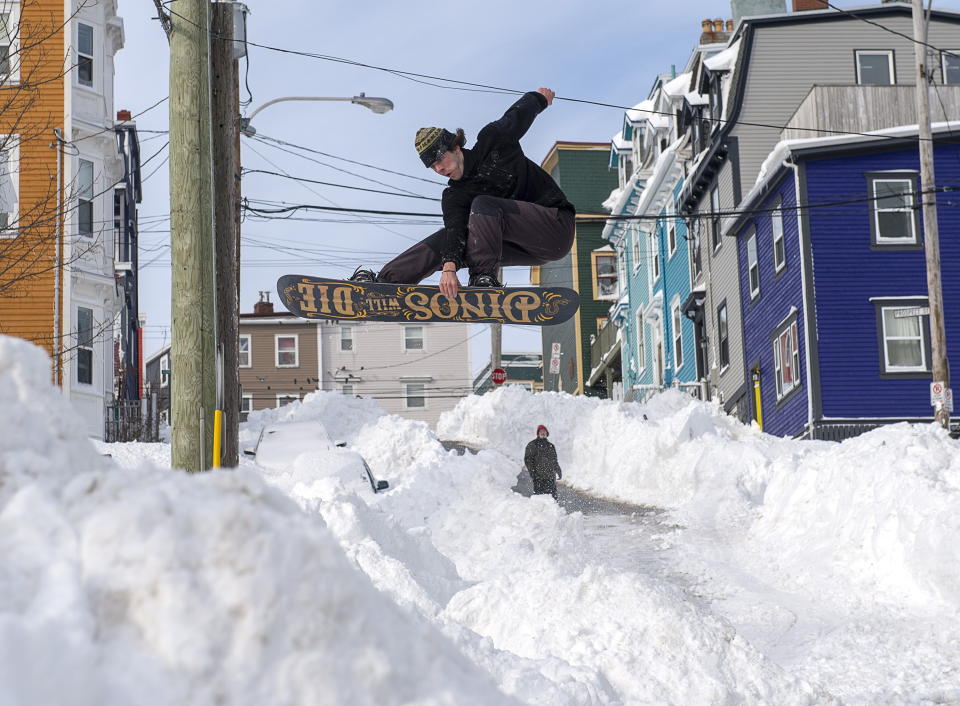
[4,334,960,704]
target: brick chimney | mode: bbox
[700,17,733,43]
[792,0,827,10]
[726,19,735,31]
[253,291,274,315]
[713,18,725,32]
[117,109,132,121]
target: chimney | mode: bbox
[700,18,718,43]
[792,0,827,10]
[116,109,132,122]
[726,19,734,31]
[254,291,274,315]
[713,18,725,32]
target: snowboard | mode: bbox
[276,275,579,326]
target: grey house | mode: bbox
[678,0,960,421]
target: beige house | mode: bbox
[239,294,472,427]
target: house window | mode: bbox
[240,395,252,420]
[275,334,298,367]
[635,309,646,373]
[340,325,353,352]
[404,325,424,351]
[632,226,641,271]
[747,231,760,299]
[77,306,94,385]
[591,251,618,300]
[690,228,703,281]
[943,52,960,84]
[276,394,299,407]
[159,353,170,388]
[717,301,729,371]
[772,206,786,273]
[0,138,18,237]
[238,334,251,368]
[404,383,426,409]
[855,50,894,85]
[341,384,354,396]
[650,229,661,282]
[78,159,94,238]
[0,13,12,80]
[869,175,918,245]
[668,220,677,257]
[880,305,928,373]
[710,187,721,251]
[672,302,683,371]
[622,155,634,182]
[773,320,802,400]
[77,23,94,87]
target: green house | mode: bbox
[532,142,618,395]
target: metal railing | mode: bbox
[104,394,160,443]
[632,379,709,404]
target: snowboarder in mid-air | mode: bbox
[524,425,563,500]
[350,87,576,299]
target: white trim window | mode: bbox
[871,177,917,244]
[403,325,424,351]
[240,394,253,419]
[276,394,299,407]
[341,384,354,396]
[650,227,661,282]
[631,225,641,272]
[772,206,786,273]
[717,302,729,371]
[77,22,94,88]
[275,334,299,368]
[773,320,801,399]
[339,325,353,352]
[635,308,646,374]
[672,301,683,371]
[403,382,426,409]
[0,10,16,83]
[668,219,677,257]
[592,250,618,300]
[881,306,927,373]
[0,135,18,237]
[77,158,94,238]
[855,50,894,85]
[710,187,722,251]
[76,306,94,385]
[943,51,960,85]
[747,231,760,299]
[159,353,170,388]
[238,333,251,368]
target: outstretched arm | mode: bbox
[485,88,555,142]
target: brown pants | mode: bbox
[378,196,575,284]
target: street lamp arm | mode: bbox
[240,94,394,138]
[246,96,353,122]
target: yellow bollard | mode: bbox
[212,409,223,468]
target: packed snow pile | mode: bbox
[0,337,512,706]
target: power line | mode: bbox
[823,1,959,61]
[242,169,441,201]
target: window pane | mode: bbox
[858,53,892,85]
[238,337,250,366]
[340,327,352,351]
[406,383,425,408]
[0,47,9,78]
[404,326,423,350]
[77,348,92,384]
[77,307,93,346]
[887,340,923,367]
[874,180,910,210]
[78,160,94,198]
[884,310,921,336]
[78,56,92,86]
[774,238,785,269]
[78,200,93,237]
[877,211,912,240]
[596,256,616,276]
[946,55,960,85]
[78,23,93,55]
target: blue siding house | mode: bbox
[730,125,960,439]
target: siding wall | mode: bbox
[804,142,960,420]
[238,320,322,411]
[736,172,809,437]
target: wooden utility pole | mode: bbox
[170,0,216,471]
[913,0,950,429]
[211,1,240,466]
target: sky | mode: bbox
[115,0,960,372]
[5,330,960,703]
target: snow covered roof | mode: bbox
[703,39,740,72]
[626,98,655,124]
[611,131,631,153]
[662,72,692,97]
[684,92,709,107]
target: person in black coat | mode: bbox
[350,88,576,298]
[524,424,562,499]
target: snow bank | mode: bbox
[0,336,512,705]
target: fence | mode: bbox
[631,380,708,404]
[104,394,160,443]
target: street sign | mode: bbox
[946,389,954,413]
[549,342,561,375]
[491,368,507,385]
[894,306,930,319]
[931,381,946,405]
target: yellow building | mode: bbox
[0,0,131,438]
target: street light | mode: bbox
[239,93,394,137]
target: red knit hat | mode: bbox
[536,425,549,436]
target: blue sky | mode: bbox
[116,0,949,372]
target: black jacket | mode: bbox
[439,92,575,267]
[524,437,561,479]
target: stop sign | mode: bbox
[491,368,507,385]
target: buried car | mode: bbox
[244,421,388,493]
